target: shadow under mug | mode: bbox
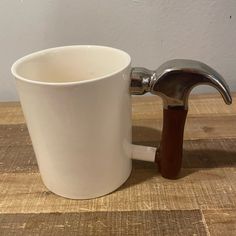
[11,45,232,199]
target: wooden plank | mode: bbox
[2,138,236,173]
[1,127,236,173]
[0,117,236,172]
[183,138,236,168]
[1,111,236,148]
[0,102,25,125]
[133,115,236,142]
[0,167,235,213]
[132,93,236,120]
[0,145,37,173]
[0,124,31,147]
[0,121,235,172]
[203,209,236,236]
[0,210,208,236]
[134,138,236,169]
[0,93,235,125]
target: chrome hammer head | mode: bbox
[130,59,232,109]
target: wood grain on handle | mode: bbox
[156,107,188,179]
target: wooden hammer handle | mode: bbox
[156,107,188,179]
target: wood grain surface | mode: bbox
[0,93,235,235]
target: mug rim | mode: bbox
[11,45,131,86]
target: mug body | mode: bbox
[12,46,132,199]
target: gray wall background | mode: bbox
[0,0,235,101]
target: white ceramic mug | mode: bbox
[11,45,231,199]
[11,46,157,199]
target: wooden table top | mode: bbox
[0,93,235,235]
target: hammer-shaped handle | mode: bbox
[130,59,232,179]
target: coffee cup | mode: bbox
[11,45,232,199]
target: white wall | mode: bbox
[0,0,235,101]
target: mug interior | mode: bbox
[11,46,131,84]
